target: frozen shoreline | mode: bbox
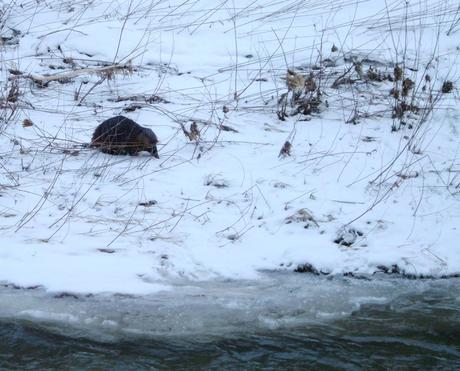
[1,273,459,340]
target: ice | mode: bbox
[2,274,452,340]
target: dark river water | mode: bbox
[0,274,459,369]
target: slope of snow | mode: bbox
[0,0,459,294]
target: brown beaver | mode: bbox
[91,116,159,158]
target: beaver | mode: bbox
[91,116,159,158]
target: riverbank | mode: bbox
[0,0,459,294]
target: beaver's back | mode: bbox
[91,116,143,145]
[91,115,159,157]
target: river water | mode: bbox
[0,273,459,369]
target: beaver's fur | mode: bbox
[91,116,159,158]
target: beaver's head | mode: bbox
[137,128,159,158]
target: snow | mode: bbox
[0,0,459,295]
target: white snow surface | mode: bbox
[0,0,459,294]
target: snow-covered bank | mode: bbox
[0,0,459,294]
